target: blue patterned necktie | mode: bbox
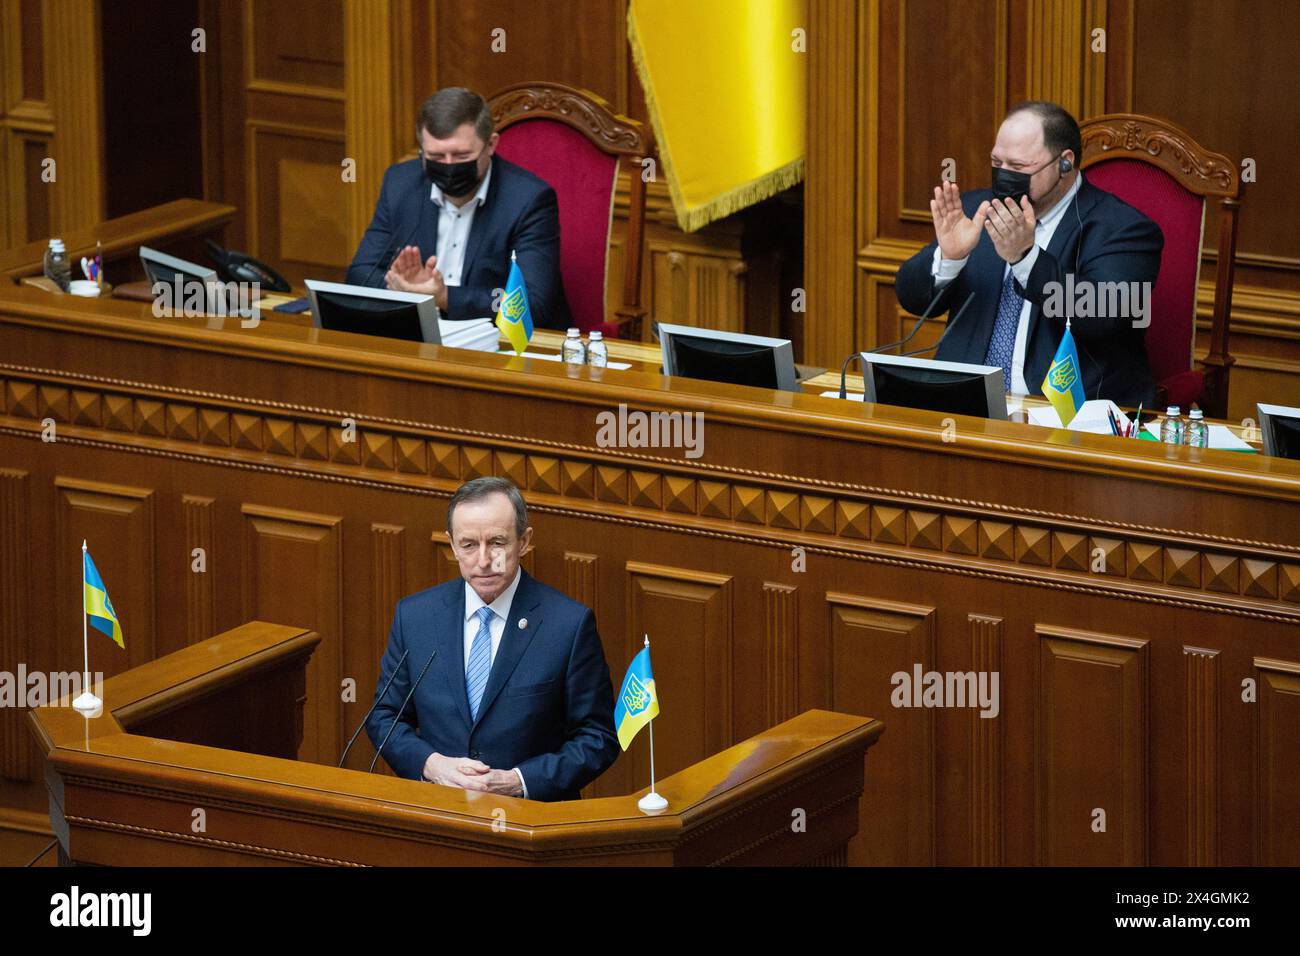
[466,605,494,721]
[984,269,1024,392]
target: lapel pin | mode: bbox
[518,618,528,630]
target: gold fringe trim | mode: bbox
[627,8,805,234]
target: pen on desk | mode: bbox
[1132,403,1143,438]
[95,241,102,287]
[1106,409,1119,436]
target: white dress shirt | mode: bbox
[430,162,493,291]
[931,173,1083,394]
[462,566,528,798]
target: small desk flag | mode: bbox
[614,644,659,751]
[83,548,124,648]
[1041,322,1086,427]
[495,251,534,355]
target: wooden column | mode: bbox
[43,0,106,232]
[343,0,396,248]
[803,0,859,367]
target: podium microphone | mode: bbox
[369,648,438,773]
[338,647,408,769]
[838,284,961,399]
[869,282,953,355]
[356,214,422,289]
[903,291,976,357]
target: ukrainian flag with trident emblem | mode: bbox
[495,250,534,354]
[614,645,659,750]
[1041,320,1086,427]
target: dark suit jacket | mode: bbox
[894,177,1162,407]
[365,569,619,801]
[346,155,572,330]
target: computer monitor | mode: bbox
[858,352,1008,420]
[658,323,798,392]
[305,280,441,345]
[139,245,222,314]
[1257,403,1300,460]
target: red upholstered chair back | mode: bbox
[1083,158,1203,388]
[489,83,650,339]
[495,121,617,335]
[1079,114,1244,417]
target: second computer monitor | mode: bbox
[859,352,1007,420]
[305,280,441,345]
[1257,403,1300,460]
[658,323,798,392]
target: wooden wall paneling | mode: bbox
[240,504,343,765]
[826,592,936,866]
[764,582,798,726]
[0,469,30,782]
[182,494,215,646]
[1253,655,1300,865]
[344,0,395,250]
[432,0,624,106]
[625,562,733,786]
[804,0,859,366]
[0,0,54,247]
[564,551,598,615]
[969,613,1004,865]
[52,477,155,677]
[1183,644,1220,865]
[43,0,104,232]
[1036,625,1148,865]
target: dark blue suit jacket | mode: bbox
[365,570,619,801]
[895,177,1162,407]
[346,155,572,330]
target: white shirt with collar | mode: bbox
[430,161,493,291]
[462,565,529,798]
[931,173,1083,394]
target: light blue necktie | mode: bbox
[984,269,1024,392]
[466,605,494,721]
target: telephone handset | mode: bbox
[205,240,292,293]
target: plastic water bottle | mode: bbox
[1160,405,1185,445]
[561,327,586,364]
[1185,407,1208,448]
[587,330,608,368]
[44,238,71,292]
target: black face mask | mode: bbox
[424,155,483,197]
[991,154,1061,204]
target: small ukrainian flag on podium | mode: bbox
[1041,320,1086,427]
[495,250,534,355]
[75,541,124,715]
[616,636,667,812]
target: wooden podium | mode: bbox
[28,622,884,866]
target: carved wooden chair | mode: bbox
[488,82,651,339]
[1079,113,1244,418]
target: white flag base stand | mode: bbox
[72,691,102,717]
[637,791,668,813]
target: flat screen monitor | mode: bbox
[1257,403,1300,460]
[139,245,222,314]
[859,352,1007,420]
[658,323,798,392]
[305,280,440,345]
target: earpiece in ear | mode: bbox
[1059,157,1073,173]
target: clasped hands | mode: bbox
[384,245,449,311]
[422,751,523,796]
[930,180,1037,265]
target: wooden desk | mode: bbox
[29,621,880,866]
[1,285,1298,866]
[0,199,236,283]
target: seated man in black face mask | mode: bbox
[347,86,572,330]
[895,101,1162,408]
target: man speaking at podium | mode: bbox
[346,86,572,330]
[895,101,1162,407]
[366,477,619,801]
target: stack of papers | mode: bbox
[438,318,499,352]
[1027,399,1128,434]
